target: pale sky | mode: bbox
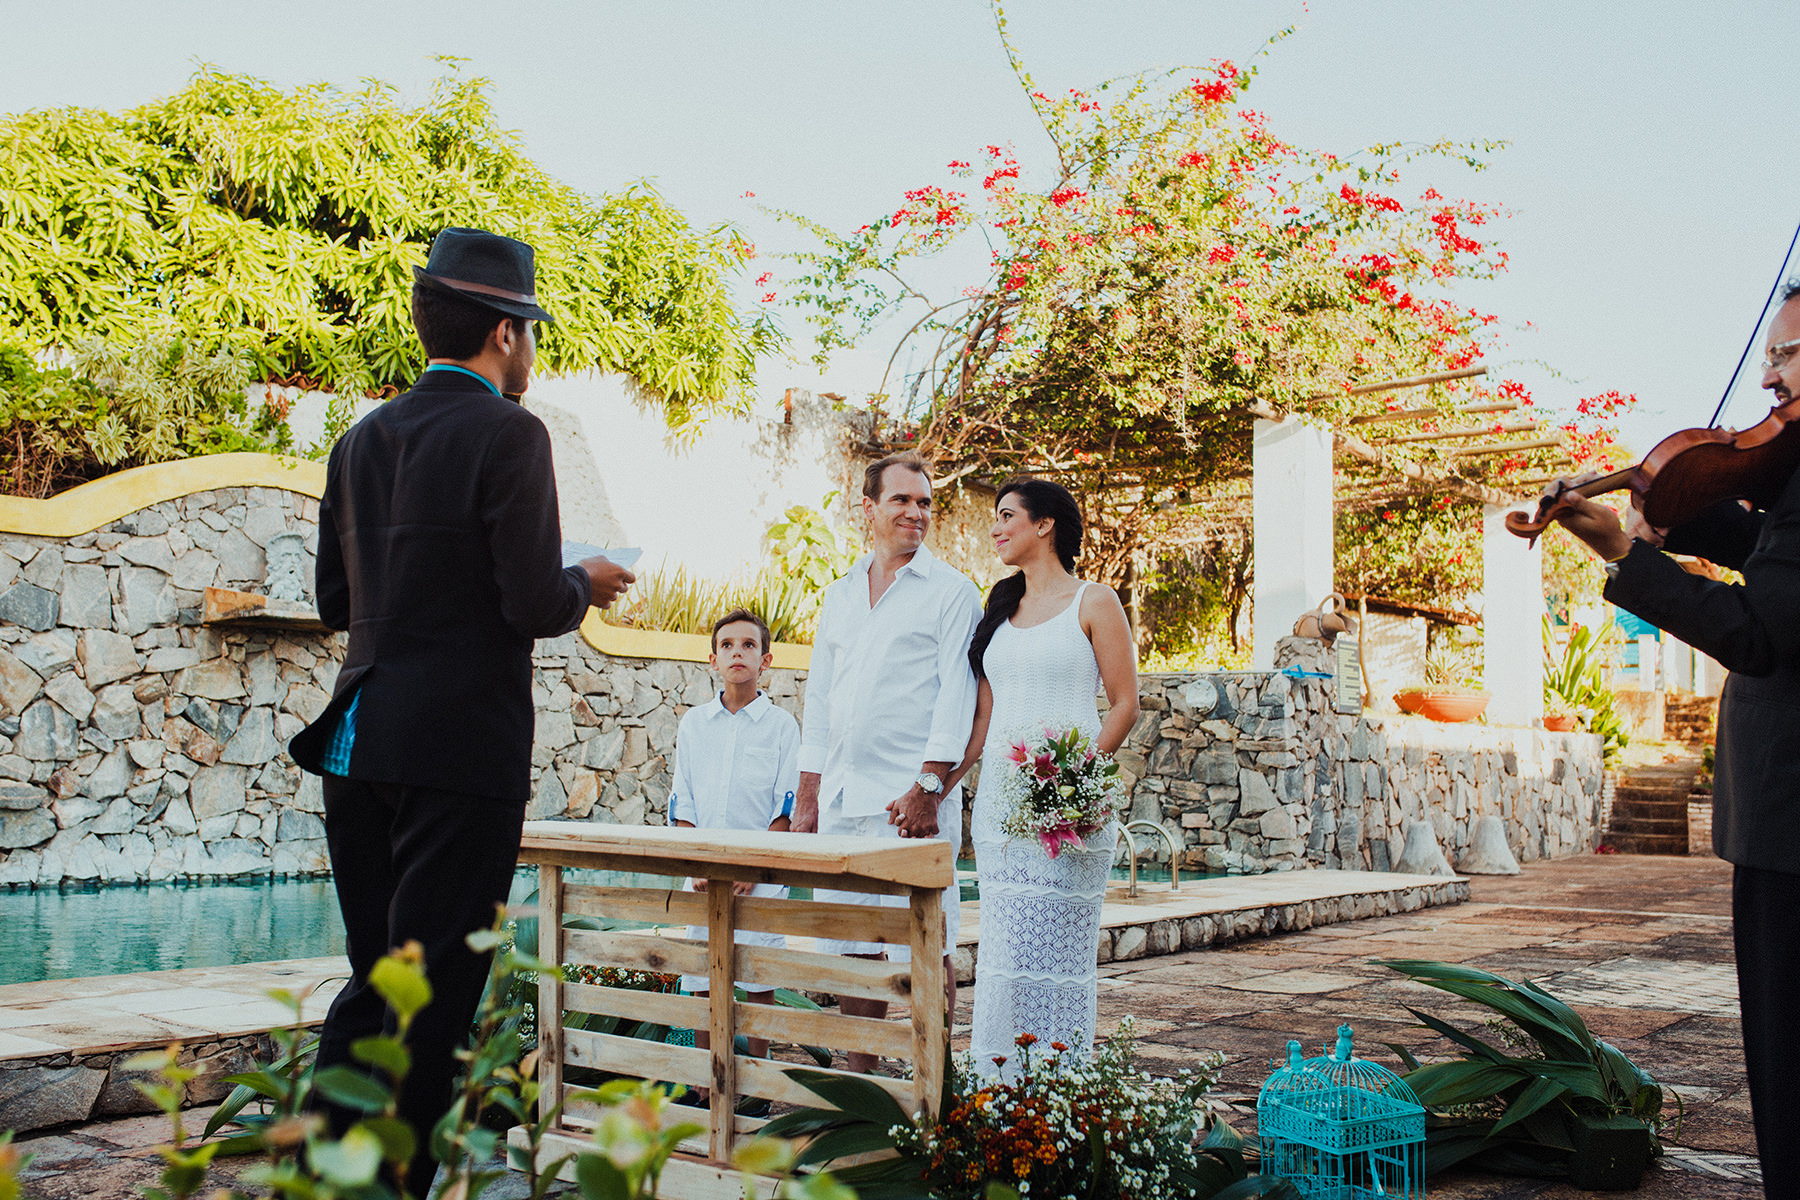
[5,0,1797,456]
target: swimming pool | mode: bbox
[0,860,1193,986]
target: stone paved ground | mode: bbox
[1077,853,1761,1198]
[14,853,1763,1198]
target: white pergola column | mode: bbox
[1482,502,1544,725]
[1252,416,1334,669]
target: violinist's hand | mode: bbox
[1539,474,1633,562]
[1623,506,1668,549]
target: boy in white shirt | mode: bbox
[668,608,799,1070]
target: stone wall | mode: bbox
[522,632,803,825]
[0,472,1596,889]
[0,487,340,886]
[1122,637,1605,876]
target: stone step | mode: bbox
[1609,816,1690,836]
[1611,796,1688,816]
[1602,831,1688,855]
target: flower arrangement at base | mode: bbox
[998,725,1126,858]
[765,1019,1301,1199]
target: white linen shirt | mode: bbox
[798,544,982,818]
[667,692,800,831]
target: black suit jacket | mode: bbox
[290,371,592,802]
[1604,473,1800,873]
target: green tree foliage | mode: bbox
[0,330,286,497]
[0,65,782,433]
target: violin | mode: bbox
[1504,394,1800,543]
[1507,219,1800,545]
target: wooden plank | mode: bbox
[735,1002,915,1060]
[509,1127,778,1197]
[564,885,914,944]
[517,822,953,890]
[707,884,737,1162]
[564,981,709,1028]
[561,929,912,1001]
[737,1054,914,1110]
[517,846,915,896]
[538,865,565,1125]
[565,928,708,979]
[566,1027,711,1087]
[565,883,704,926]
[561,1086,766,1138]
[735,943,914,1004]
[908,889,948,1122]
[561,1029,911,1110]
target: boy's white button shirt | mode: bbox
[798,544,982,818]
[667,691,799,830]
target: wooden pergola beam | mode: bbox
[1373,420,1543,445]
[1240,398,1519,507]
[1348,400,1520,426]
[1445,436,1565,459]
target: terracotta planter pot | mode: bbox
[1543,713,1578,732]
[1395,688,1490,723]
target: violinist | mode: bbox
[1545,280,1800,1199]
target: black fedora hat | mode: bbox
[412,227,556,323]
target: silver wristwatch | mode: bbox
[913,772,944,795]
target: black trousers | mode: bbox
[316,777,525,1198]
[1734,864,1800,1200]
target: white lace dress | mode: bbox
[970,581,1118,1077]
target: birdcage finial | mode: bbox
[1332,1025,1354,1063]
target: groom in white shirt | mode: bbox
[792,451,981,1073]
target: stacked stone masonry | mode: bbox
[0,489,1599,888]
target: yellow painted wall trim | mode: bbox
[579,610,812,671]
[0,456,814,671]
[0,453,327,538]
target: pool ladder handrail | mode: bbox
[1117,819,1181,898]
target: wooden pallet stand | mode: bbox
[508,821,952,1198]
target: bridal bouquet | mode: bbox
[998,725,1126,857]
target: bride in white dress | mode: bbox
[950,479,1140,1077]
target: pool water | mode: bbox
[0,869,587,987]
[0,860,1198,986]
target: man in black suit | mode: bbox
[1548,282,1800,1198]
[291,228,633,1196]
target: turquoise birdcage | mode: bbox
[1257,1025,1426,1200]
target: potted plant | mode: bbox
[1394,642,1489,723]
[1543,616,1630,764]
[1375,960,1667,1190]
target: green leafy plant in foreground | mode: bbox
[1377,959,1667,1179]
[128,926,849,1198]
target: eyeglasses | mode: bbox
[1763,338,1800,371]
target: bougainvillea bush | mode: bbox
[778,13,1637,616]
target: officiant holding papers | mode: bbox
[290,227,634,1197]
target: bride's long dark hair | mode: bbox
[969,478,1083,679]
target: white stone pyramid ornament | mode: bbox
[1458,814,1522,875]
[1393,819,1454,876]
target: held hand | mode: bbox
[732,880,756,897]
[582,557,635,609]
[791,774,821,834]
[690,877,707,894]
[885,786,940,839]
